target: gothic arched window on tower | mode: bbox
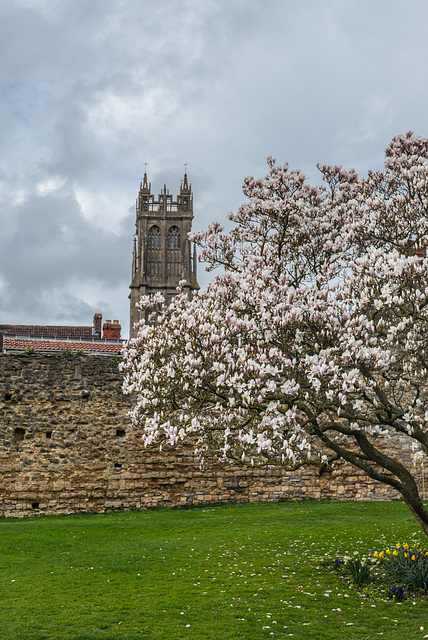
[148,226,161,250]
[147,225,162,279]
[167,226,181,277]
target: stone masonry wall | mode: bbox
[0,353,423,517]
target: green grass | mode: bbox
[0,500,427,639]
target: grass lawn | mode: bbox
[0,500,427,639]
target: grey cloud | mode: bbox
[1,0,428,338]
[0,190,130,322]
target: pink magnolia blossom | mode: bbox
[122,132,428,537]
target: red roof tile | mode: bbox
[0,324,93,339]
[3,337,123,355]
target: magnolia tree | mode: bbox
[121,132,428,536]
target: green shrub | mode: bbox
[62,349,72,357]
[376,543,428,592]
[344,558,372,588]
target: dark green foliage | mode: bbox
[381,544,428,592]
[343,558,372,588]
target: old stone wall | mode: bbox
[0,353,422,517]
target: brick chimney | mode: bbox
[102,319,121,340]
[93,313,102,338]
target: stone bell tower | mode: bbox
[129,170,199,338]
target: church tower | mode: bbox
[129,170,199,338]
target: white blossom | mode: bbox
[122,132,428,536]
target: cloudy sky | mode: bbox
[1,0,427,338]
